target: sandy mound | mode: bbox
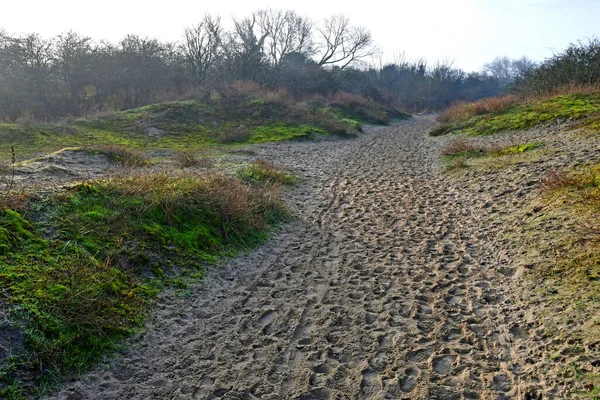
[1,148,116,189]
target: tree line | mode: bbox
[0,9,511,120]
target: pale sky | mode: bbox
[1,0,598,71]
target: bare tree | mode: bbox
[484,56,534,88]
[219,16,269,81]
[183,14,223,83]
[315,15,376,69]
[254,9,313,66]
[55,31,94,113]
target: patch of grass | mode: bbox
[573,113,600,133]
[88,145,151,167]
[431,93,600,136]
[0,169,289,397]
[238,160,297,186]
[249,124,327,143]
[491,142,544,157]
[442,138,543,162]
[573,373,600,399]
[173,151,201,169]
[442,138,489,159]
[538,164,600,283]
[444,156,469,172]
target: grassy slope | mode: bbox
[0,166,292,398]
[430,93,600,137]
[0,93,409,163]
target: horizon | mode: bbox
[2,0,599,72]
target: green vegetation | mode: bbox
[0,170,288,398]
[431,93,600,137]
[1,86,406,163]
[248,124,328,143]
[441,137,543,167]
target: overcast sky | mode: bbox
[1,0,598,71]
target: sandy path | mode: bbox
[56,117,544,399]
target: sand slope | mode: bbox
[53,117,593,400]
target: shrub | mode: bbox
[516,38,600,96]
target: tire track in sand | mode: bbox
[56,116,542,400]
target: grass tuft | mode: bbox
[88,145,151,167]
[238,160,297,186]
[437,95,519,124]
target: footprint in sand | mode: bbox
[432,355,456,375]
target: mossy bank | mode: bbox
[0,168,290,398]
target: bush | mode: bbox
[516,38,600,96]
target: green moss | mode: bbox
[492,142,544,156]
[249,124,327,143]
[0,209,33,254]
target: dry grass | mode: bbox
[106,170,286,230]
[92,145,151,167]
[437,95,519,124]
[531,82,600,99]
[220,125,252,143]
[238,160,297,186]
[441,138,491,157]
[536,165,600,282]
[445,156,469,171]
[174,151,200,168]
[174,151,216,169]
[540,169,580,193]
